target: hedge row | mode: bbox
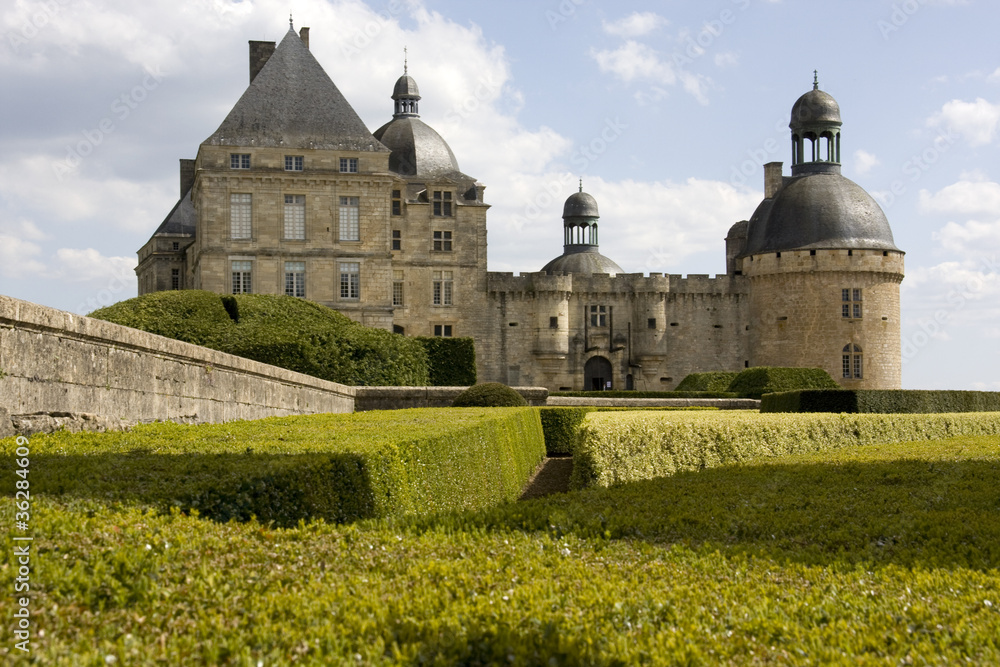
[415,336,477,386]
[538,407,717,456]
[674,371,739,392]
[570,410,1000,489]
[1,408,545,526]
[726,366,839,399]
[550,391,738,399]
[762,389,1000,413]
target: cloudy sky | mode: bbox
[1,0,998,389]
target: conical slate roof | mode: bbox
[205,29,388,152]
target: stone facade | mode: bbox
[136,27,904,392]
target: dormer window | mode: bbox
[230,153,250,169]
[340,158,358,173]
[433,191,452,216]
[285,155,303,171]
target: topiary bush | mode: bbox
[675,371,740,393]
[726,366,839,399]
[416,336,477,386]
[452,383,528,408]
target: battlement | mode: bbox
[486,271,746,296]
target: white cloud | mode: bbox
[591,41,710,104]
[714,52,739,68]
[0,235,46,278]
[919,177,1000,217]
[928,98,1000,147]
[853,149,880,175]
[53,248,136,283]
[602,12,668,38]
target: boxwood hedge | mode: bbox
[726,366,839,399]
[415,336,477,386]
[762,388,1000,413]
[89,291,429,386]
[550,391,738,399]
[674,371,740,392]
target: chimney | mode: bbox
[764,162,783,199]
[179,159,196,197]
[299,27,310,50]
[249,40,276,83]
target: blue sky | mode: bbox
[1,0,998,389]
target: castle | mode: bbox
[136,25,904,391]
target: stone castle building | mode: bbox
[136,25,904,390]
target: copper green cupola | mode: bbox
[790,71,842,175]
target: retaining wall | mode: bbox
[354,386,549,411]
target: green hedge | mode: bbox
[570,410,1000,489]
[726,366,839,399]
[452,382,527,407]
[90,291,429,386]
[550,391,739,399]
[416,336,477,386]
[539,407,590,455]
[2,408,545,526]
[674,371,740,392]
[762,389,1000,413]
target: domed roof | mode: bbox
[726,219,748,240]
[790,89,841,128]
[541,248,623,275]
[373,116,461,176]
[392,74,420,100]
[742,172,899,256]
[563,191,599,218]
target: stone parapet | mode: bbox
[545,397,760,410]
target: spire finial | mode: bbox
[404,46,408,75]
[579,178,583,193]
[289,13,293,30]
[813,70,819,90]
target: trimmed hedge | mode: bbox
[90,291,429,386]
[550,391,739,399]
[539,407,589,455]
[674,371,740,392]
[416,336,477,386]
[762,389,1000,413]
[452,383,528,407]
[570,410,1000,489]
[726,366,839,399]
[1,408,545,526]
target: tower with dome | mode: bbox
[135,25,901,391]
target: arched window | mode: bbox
[842,344,862,379]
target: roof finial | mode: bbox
[404,46,408,75]
[813,69,819,90]
[289,13,294,30]
[579,179,583,193]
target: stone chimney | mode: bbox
[764,162,783,199]
[299,27,310,49]
[249,40,276,83]
[179,159,196,197]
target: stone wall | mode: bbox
[0,295,355,436]
[354,386,548,411]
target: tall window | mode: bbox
[340,262,360,300]
[230,153,250,169]
[231,260,252,294]
[285,261,305,297]
[392,270,404,306]
[339,197,360,241]
[391,189,402,216]
[434,324,453,337]
[433,230,452,251]
[340,157,358,173]
[392,230,402,251]
[284,155,303,171]
[590,305,607,327]
[432,270,453,306]
[171,268,180,290]
[842,344,863,379]
[284,195,305,239]
[433,191,452,216]
[842,288,863,318]
[230,194,252,239]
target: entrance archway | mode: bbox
[584,356,613,391]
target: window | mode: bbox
[284,155,303,171]
[231,260,252,294]
[339,262,360,300]
[549,316,559,329]
[285,261,305,297]
[392,270,404,306]
[171,242,179,251]
[392,230,402,251]
[171,268,180,290]
[340,157,358,173]
[393,325,405,335]
[433,230,452,252]
[391,190,402,216]
[432,270,453,306]
[284,195,306,239]
[590,305,607,327]
[842,288,862,318]
[230,153,250,169]
[433,191,453,216]
[230,193,252,239]
[647,318,656,330]
[842,344,863,379]
[434,324,453,337]
[339,197,360,241]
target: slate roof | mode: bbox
[204,29,388,152]
[373,116,468,178]
[541,248,624,275]
[152,190,196,236]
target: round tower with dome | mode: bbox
[735,75,904,389]
[541,184,624,275]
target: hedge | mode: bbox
[538,407,589,455]
[570,410,1000,489]
[1,408,545,526]
[762,389,1000,414]
[726,366,839,399]
[550,391,738,399]
[415,336,477,386]
[90,291,429,386]
[674,371,740,392]
[452,382,527,407]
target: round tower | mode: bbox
[742,77,904,389]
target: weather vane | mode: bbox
[404,46,408,75]
[813,70,819,90]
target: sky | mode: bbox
[1,0,998,390]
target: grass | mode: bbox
[2,433,1000,664]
